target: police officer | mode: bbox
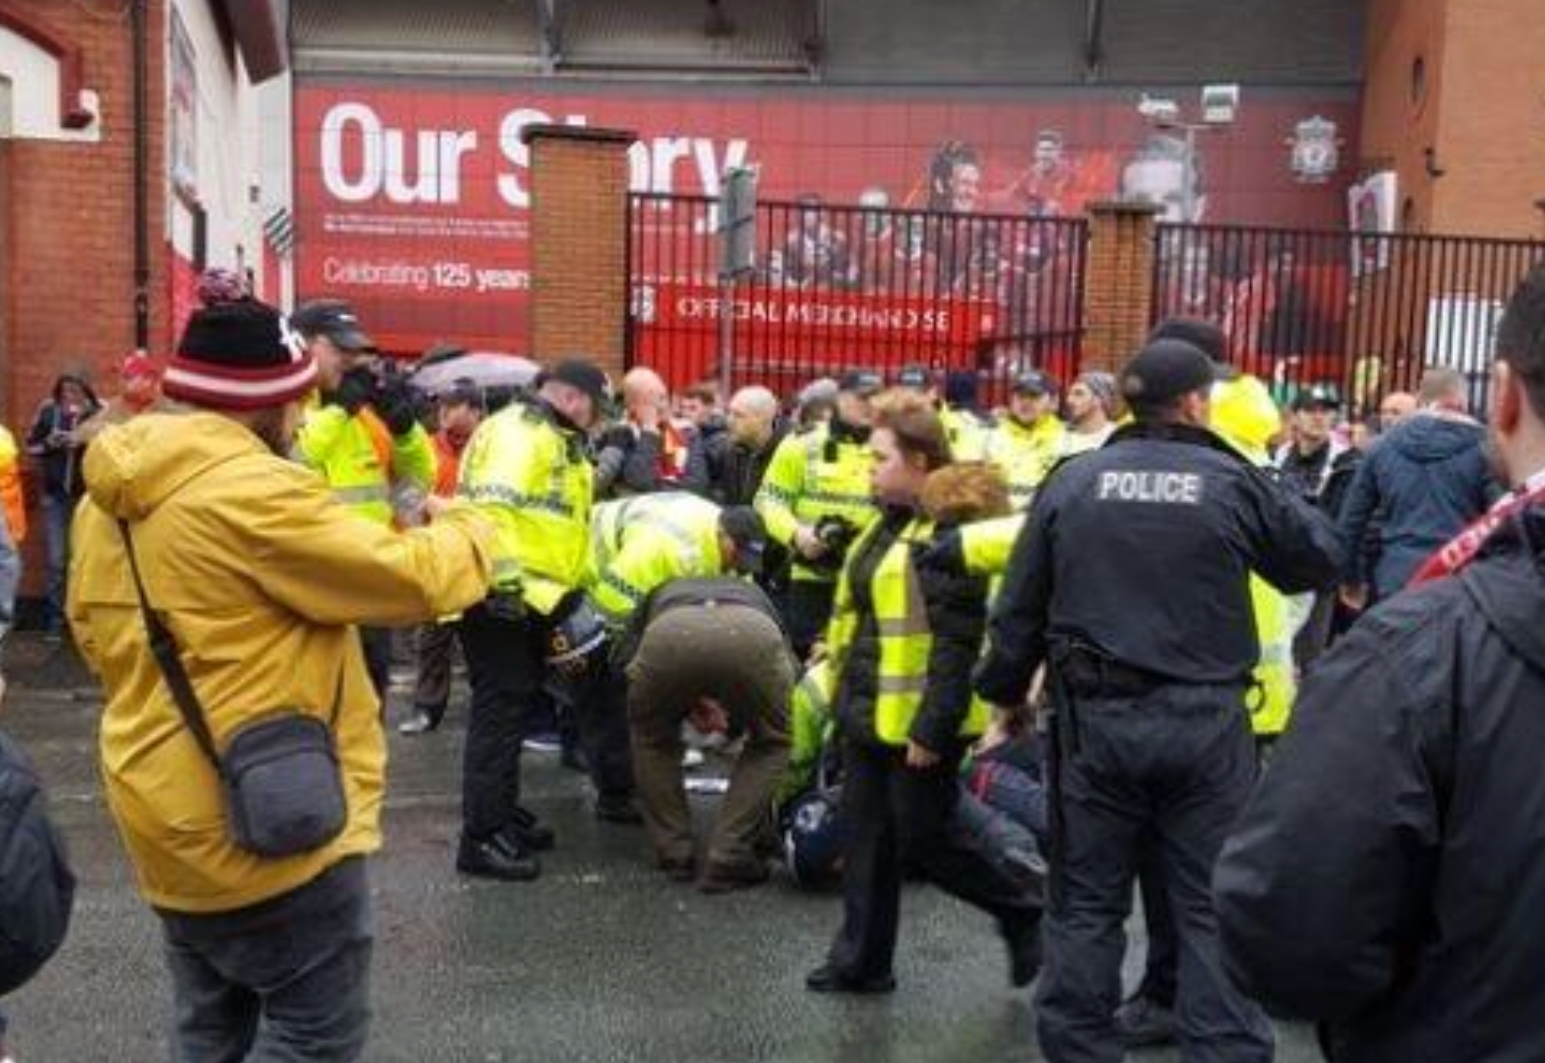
[454,359,628,881]
[974,338,1341,1063]
[588,492,766,623]
[755,370,880,658]
[895,363,989,461]
[292,299,436,697]
[984,370,1068,511]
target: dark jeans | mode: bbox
[42,493,72,632]
[159,857,372,1063]
[1135,837,1178,1007]
[1036,685,1271,1063]
[359,626,392,705]
[786,579,836,660]
[826,738,1040,980]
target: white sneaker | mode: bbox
[681,748,706,769]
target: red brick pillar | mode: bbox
[1082,201,1162,374]
[522,125,636,380]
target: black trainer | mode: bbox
[456,830,540,882]
[804,963,897,995]
[510,805,556,851]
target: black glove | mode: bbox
[374,375,418,437]
[912,528,967,578]
[328,366,377,416]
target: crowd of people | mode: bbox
[2,259,1545,1063]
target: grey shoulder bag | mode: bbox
[118,520,347,859]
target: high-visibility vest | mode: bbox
[958,513,1026,577]
[985,414,1067,510]
[755,424,877,583]
[457,399,592,616]
[588,491,724,622]
[295,404,436,527]
[1211,373,1296,736]
[826,515,990,746]
[940,406,990,462]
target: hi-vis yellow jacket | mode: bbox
[457,398,592,616]
[69,412,493,913]
[755,425,877,583]
[825,514,990,747]
[985,413,1067,510]
[588,491,724,622]
[1212,374,1296,736]
[295,402,436,527]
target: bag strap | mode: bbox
[117,519,224,775]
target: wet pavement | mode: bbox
[0,636,1320,1062]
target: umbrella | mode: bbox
[409,351,540,396]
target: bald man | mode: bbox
[714,386,788,506]
[599,367,710,496]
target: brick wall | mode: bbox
[525,125,635,382]
[1081,202,1161,373]
[1,0,169,594]
[1361,0,1545,239]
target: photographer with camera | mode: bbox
[292,300,437,698]
[755,370,880,659]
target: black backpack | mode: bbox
[0,729,75,995]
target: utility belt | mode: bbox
[1051,643,1171,700]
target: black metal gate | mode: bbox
[1151,222,1545,413]
[628,192,1087,402]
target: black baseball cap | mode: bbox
[839,369,883,396]
[895,364,933,389]
[538,358,614,411]
[719,506,768,574]
[1148,317,1227,365]
[1120,339,1222,406]
[1011,369,1058,396]
[1291,385,1341,411]
[291,299,374,353]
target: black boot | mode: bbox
[804,963,896,995]
[456,829,540,882]
[510,804,556,851]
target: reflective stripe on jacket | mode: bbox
[754,425,876,583]
[826,514,990,746]
[588,491,724,622]
[985,414,1067,510]
[457,399,592,616]
[295,404,436,526]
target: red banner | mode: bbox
[293,80,1360,357]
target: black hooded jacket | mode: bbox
[1215,503,1545,1062]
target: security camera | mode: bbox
[1201,84,1240,126]
[1137,94,1180,124]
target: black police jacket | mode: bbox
[974,422,1341,703]
[1215,505,1545,1063]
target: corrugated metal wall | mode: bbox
[291,0,1365,85]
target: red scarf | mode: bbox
[1409,468,1545,586]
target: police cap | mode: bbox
[1120,338,1221,406]
[838,369,883,396]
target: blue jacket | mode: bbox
[1337,415,1493,596]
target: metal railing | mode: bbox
[1152,222,1545,413]
[628,192,1087,403]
